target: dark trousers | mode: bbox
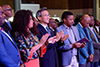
[79,62,91,67]
[91,62,99,67]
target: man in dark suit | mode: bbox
[0,6,24,67]
[36,7,59,67]
[88,15,100,67]
[94,20,100,35]
[1,5,13,34]
[48,18,58,36]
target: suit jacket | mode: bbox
[1,21,12,34]
[94,25,99,34]
[56,24,80,66]
[0,30,20,67]
[75,23,94,65]
[37,24,59,67]
[88,27,100,62]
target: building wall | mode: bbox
[48,8,93,19]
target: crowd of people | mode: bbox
[0,5,100,67]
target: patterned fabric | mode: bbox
[14,31,39,62]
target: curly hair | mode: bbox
[11,10,38,38]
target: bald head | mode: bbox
[1,5,13,18]
[80,14,90,28]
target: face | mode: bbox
[3,5,13,18]
[95,20,99,26]
[39,10,50,24]
[64,15,74,28]
[81,17,90,28]
[0,7,6,26]
[49,19,58,28]
[28,16,34,29]
[89,16,95,27]
[33,17,39,26]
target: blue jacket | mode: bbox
[75,23,94,64]
[0,30,20,67]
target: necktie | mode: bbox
[46,26,51,36]
[83,28,90,54]
[6,21,12,29]
[83,28,89,39]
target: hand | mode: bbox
[39,33,49,46]
[88,54,94,62]
[81,42,87,48]
[72,43,82,48]
[54,33,61,42]
[55,30,64,42]
[61,34,69,41]
[48,36,57,44]
[57,30,64,39]
[20,63,25,67]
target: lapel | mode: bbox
[38,24,48,34]
[92,28,98,42]
[77,23,87,37]
[1,22,11,33]
[0,30,18,49]
[2,22,11,29]
[94,26,99,33]
[71,26,77,41]
[88,28,95,40]
[62,24,73,44]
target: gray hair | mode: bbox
[36,7,47,21]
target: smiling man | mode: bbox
[1,5,13,34]
[36,7,59,67]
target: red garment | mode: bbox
[25,58,39,67]
[40,46,47,57]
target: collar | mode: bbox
[63,24,73,29]
[88,26,93,30]
[5,19,9,23]
[95,26,99,28]
[49,27,54,31]
[40,23,47,29]
[79,22,83,28]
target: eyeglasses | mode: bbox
[42,14,50,17]
[4,9,12,11]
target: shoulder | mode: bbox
[37,24,44,30]
[75,24,82,30]
[72,26,77,29]
[56,25,64,32]
[0,30,7,37]
[57,25,64,30]
[14,32,23,41]
[37,24,42,28]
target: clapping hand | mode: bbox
[48,36,57,44]
[61,34,69,41]
[39,33,49,46]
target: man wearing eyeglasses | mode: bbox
[1,5,13,34]
[36,7,59,67]
[0,6,25,67]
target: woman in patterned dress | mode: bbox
[11,10,49,67]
